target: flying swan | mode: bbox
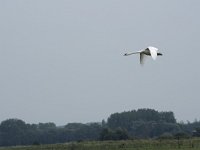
[124,46,162,65]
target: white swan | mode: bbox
[124,46,162,65]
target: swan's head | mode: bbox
[124,53,128,56]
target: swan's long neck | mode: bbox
[124,51,140,56]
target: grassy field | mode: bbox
[1,138,200,150]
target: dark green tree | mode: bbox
[0,119,27,146]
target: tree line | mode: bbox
[0,108,200,146]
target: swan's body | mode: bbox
[124,46,162,65]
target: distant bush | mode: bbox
[174,132,191,139]
[158,133,173,139]
[193,127,200,137]
[32,141,40,145]
[99,128,129,141]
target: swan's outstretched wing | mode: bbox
[140,53,146,65]
[148,46,158,60]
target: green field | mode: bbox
[1,138,200,150]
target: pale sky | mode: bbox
[0,0,200,125]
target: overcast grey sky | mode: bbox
[0,0,200,125]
